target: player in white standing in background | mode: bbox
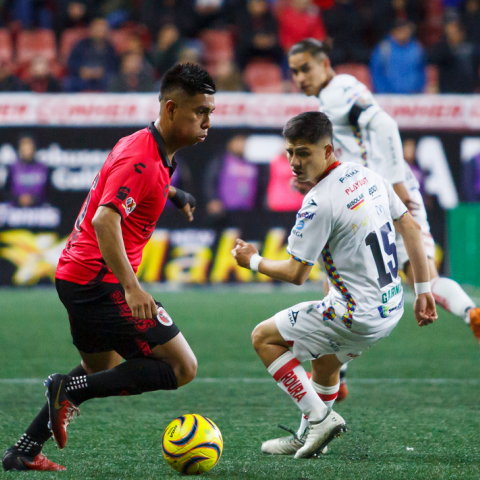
[232,112,437,458]
[287,38,480,406]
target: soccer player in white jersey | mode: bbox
[232,112,437,458]
[287,38,480,400]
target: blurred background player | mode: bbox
[287,38,480,409]
[2,63,216,472]
[232,111,437,458]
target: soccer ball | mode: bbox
[162,414,223,475]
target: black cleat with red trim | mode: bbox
[44,373,80,449]
[2,447,66,471]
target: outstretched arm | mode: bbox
[394,212,437,326]
[231,239,312,286]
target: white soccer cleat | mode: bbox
[294,411,346,459]
[261,425,327,456]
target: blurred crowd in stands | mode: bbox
[0,0,479,94]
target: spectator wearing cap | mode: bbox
[24,57,62,93]
[429,19,479,93]
[108,51,156,92]
[370,19,426,93]
[236,0,284,70]
[64,18,119,92]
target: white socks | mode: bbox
[430,277,475,322]
[268,352,328,423]
[297,378,340,436]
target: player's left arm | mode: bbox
[231,239,312,285]
[168,185,196,222]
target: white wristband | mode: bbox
[414,282,431,295]
[250,254,262,272]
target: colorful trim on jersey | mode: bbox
[323,306,336,322]
[393,210,408,221]
[321,243,356,329]
[290,254,314,266]
[352,126,368,166]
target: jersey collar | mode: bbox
[317,160,340,183]
[149,122,177,177]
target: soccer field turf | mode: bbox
[1,287,479,479]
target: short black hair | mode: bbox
[159,63,216,101]
[283,111,333,145]
[288,38,331,59]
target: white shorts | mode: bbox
[395,186,435,271]
[275,295,401,364]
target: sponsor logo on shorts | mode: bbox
[297,212,316,220]
[378,294,404,318]
[291,229,303,238]
[339,169,359,183]
[295,219,305,230]
[122,197,136,216]
[288,309,299,326]
[345,177,368,195]
[281,371,306,402]
[116,186,130,201]
[307,199,317,207]
[347,194,364,211]
[157,306,173,326]
[368,185,378,196]
[347,353,359,359]
[382,284,402,304]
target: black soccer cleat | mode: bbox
[44,373,80,449]
[2,447,66,471]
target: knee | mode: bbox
[174,355,198,387]
[251,321,269,352]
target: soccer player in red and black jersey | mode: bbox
[3,63,216,472]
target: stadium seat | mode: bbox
[16,29,57,65]
[0,29,13,63]
[59,28,89,64]
[335,63,372,90]
[200,30,234,66]
[244,60,283,93]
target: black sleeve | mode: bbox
[348,98,374,128]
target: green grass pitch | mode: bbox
[0,287,479,479]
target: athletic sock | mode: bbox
[297,378,340,436]
[311,381,339,409]
[267,352,328,423]
[65,357,177,405]
[430,277,475,321]
[17,365,87,456]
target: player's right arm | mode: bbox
[92,206,157,320]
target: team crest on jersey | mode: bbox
[122,197,136,215]
[347,194,364,211]
[156,306,173,326]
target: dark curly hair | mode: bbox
[159,63,216,101]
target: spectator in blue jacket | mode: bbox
[64,18,119,92]
[370,19,426,93]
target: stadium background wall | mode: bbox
[0,93,475,287]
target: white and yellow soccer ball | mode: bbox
[162,414,223,475]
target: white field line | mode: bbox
[0,378,479,385]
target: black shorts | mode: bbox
[55,279,180,360]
